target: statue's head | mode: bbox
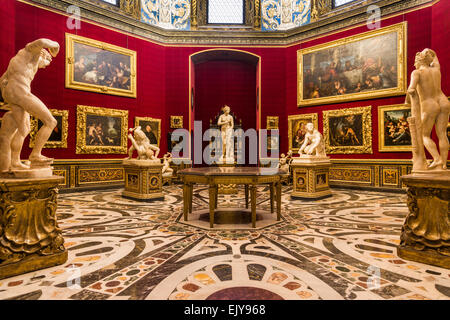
[223,105,230,114]
[414,50,433,69]
[38,49,52,69]
[306,122,314,132]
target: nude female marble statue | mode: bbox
[298,122,326,157]
[217,105,234,161]
[0,39,60,175]
[407,48,449,171]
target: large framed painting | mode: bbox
[297,22,407,107]
[378,104,412,152]
[29,109,69,148]
[76,105,128,154]
[288,113,318,153]
[135,117,161,147]
[323,106,373,154]
[66,33,137,98]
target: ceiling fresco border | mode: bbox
[23,0,436,46]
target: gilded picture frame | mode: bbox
[378,104,412,152]
[76,105,129,154]
[170,115,183,129]
[135,117,162,147]
[297,22,407,107]
[267,116,279,129]
[288,113,319,153]
[323,106,373,154]
[29,109,69,148]
[65,33,137,98]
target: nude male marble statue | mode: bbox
[0,39,60,176]
[127,126,160,160]
[298,123,327,157]
[407,48,449,171]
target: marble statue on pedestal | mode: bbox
[298,123,327,158]
[127,126,160,161]
[406,48,449,172]
[162,152,174,177]
[0,39,60,178]
[217,105,234,163]
[278,150,293,172]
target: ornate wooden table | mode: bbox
[178,167,286,228]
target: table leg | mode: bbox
[183,183,189,221]
[270,183,274,213]
[250,184,256,228]
[245,185,249,209]
[276,181,281,221]
[215,185,218,209]
[209,184,216,228]
[188,184,193,213]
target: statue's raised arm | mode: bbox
[25,39,60,57]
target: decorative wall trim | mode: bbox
[23,0,436,46]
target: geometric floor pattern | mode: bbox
[0,185,449,300]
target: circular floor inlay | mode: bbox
[206,287,284,300]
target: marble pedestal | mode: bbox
[0,176,67,280]
[397,172,450,269]
[214,162,237,195]
[290,156,332,199]
[122,159,164,201]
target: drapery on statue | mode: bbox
[406,48,449,172]
[298,122,327,157]
[217,105,234,161]
[0,39,60,176]
[127,126,160,160]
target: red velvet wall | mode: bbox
[285,6,446,160]
[1,0,446,163]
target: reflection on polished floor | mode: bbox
[0,185,449,300]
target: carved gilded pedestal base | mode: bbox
[397,172,450,269]
[290,158,332,199]
[215,163,238,195]
[122,160,164,201]
[0,176,67,280]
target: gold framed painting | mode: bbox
[288,113,318,153]
[170,115,183,129]
[297,22,407,107]
[267,116,279,129]
[378,104,412,152]
[267,135,279,150]
[323,106,373,154]
[135,117,161,147]
[76,105,128,154]
[66,33,137,98]
[29,109,69,148]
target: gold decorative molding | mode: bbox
[120,0,141,20]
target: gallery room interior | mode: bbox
[0,0,449,302]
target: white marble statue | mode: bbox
[0,39,60,177]
[127,126,160,160]
[298,123,327,157]
[217,105,234,162]
[407,48,449,171]
[162,152,174,177]
[278,150,293,172]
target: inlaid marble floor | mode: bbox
[0,185,449,300]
